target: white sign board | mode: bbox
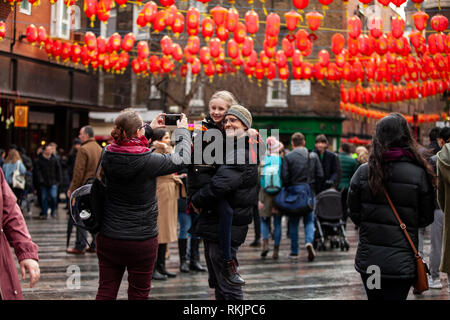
[290,80,311,96]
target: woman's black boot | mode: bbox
[178,239,190,273]
[158,243,177,278]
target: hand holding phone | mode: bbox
[164,114,182,126]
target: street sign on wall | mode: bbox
[290,80,311,96]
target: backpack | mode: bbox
[69,146,106,234]
[260,155,282,195]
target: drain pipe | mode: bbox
[10,3,17,53]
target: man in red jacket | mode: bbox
[0,169,40,299]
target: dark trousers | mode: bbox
[253,204,261,241]
[96,234,158,300]
[340,188,349,227]
[361,273,413,300]
[217,198,234,262]
[204,240,243,300]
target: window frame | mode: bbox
[133,4,150,40]
[19,0,32,15]
[50,1,71,40]
[265,79,288,108]
[100,7,117,38]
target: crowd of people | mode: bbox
[1,91,450,301]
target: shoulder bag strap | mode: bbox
[94,146,108,179]
[383,188,421,259]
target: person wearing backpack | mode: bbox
[282,133,323,262]
[259,136,284,259]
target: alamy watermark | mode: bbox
[170,128,279,165]
[366,265,381,290]
[66,265,81,290]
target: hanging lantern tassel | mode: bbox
[322,5,328,17]
[260,0,268,16]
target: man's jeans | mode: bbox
[430,209,444,280]
[261,216,282,246]
[40,185,58,217]
[288,211,315,255]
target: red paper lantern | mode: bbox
[0,21,5,41]
[161,56,174,73]
[172,12,185,37]
[377,0,390,7]
[210,6,228,26]
[242,36,254,57]
[153,10,166,33]
[137,41,149,59]
[216,24,229,42]
[305,12,323,32]
[161,35,173,56]
[260,50,270,68]
[171,43,183,61]
[285,11,301,32]
[234,22,247,44]
[71,43,82,64]
[108,32,121,52]
[204,60,215,79]
[293,0,309,11]
[331,33,345,55]
[97,0,112,23]
[245,10,259,35]
[226,7,239,32]
[302,62,313,80]
[391,16,405,39]
[191,58,201,75]
[84,0,98,27]
[275,50,287,68]
[431,15,449,33]
[148,55,160,73]
[121,33,135,52]
[84,31,97,51]
[266,13,280,37]
[96,36,107,54]
[296,29,309,51]
[61,42,72,62]
[318,49,330,67]
[52,39,62,60]
[412,11,428,31]
[369,16,383,38]
[160,0,174,7]
[186,7,200,32]
[278,66,289,81]
[201,18,215,42]
[37,26,47,46]
[282,37,294,57]
[187,36,200,55]
[26,24,38,44]
[348,16,362,39]
[199,46,211,64]
[209,37,221,58]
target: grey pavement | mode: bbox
[14,202,450,300]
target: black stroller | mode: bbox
[313,188,350,251]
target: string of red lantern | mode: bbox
[340,102,445,124]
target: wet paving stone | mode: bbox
[14,204,450,300]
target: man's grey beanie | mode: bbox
[226,105,252,129]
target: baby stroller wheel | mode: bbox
[344,241,350,251]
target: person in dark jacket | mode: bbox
[190,105,259,300]
[428,127,442,156]
[337,142,358,228]
[314,134,341,194]
[33,144,62,219]
[428,127,450,289]
[282,132,323,261]
[348,113,435,300]
[95,109,190,300]
[187,91,265,286]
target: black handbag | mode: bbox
[69,147,107,234]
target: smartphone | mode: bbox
[165,114,182,126]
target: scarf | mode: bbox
[108,135,150,154]
[382,147,415,162]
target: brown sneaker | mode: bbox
[305,243,316,262]
[66,248,85,255]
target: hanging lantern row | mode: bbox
[340,102,443,124]
[341,80,449,106]
[22,13,450,86]
[0,21,6,41]
[341,136,371,146]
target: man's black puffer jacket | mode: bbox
[100,129,190,241]
[190,136,259,247]
[347,158,434,279]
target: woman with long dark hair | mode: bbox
[348,113,435,300]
